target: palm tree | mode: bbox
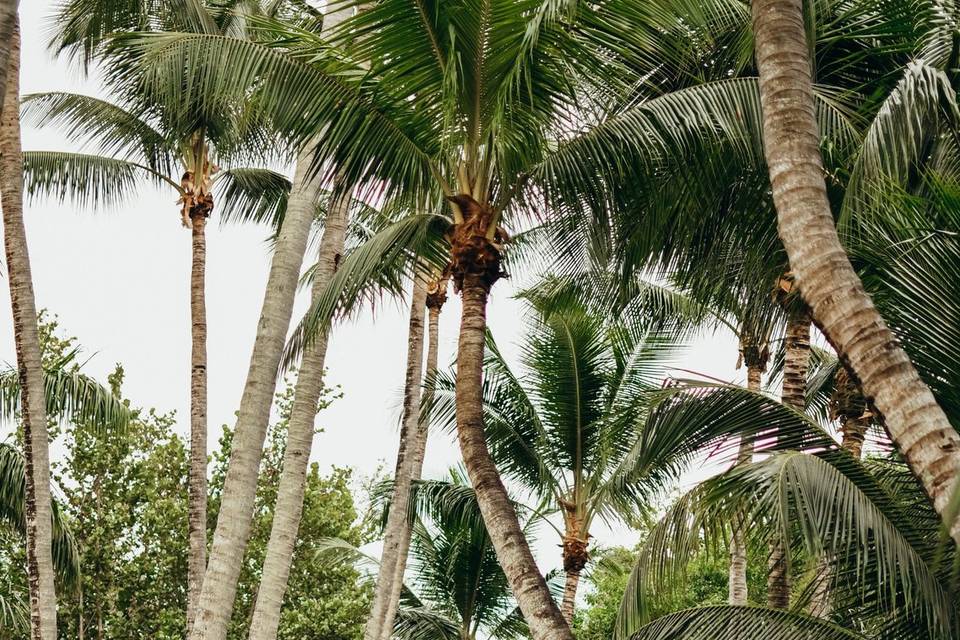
[617,389,958,639]
[328,471,556,640]
[427,292,795,625]
[0,320,134,640]
[43,0,322,628]
[0,15,57,638]
[751,0,960,540]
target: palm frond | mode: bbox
[22,151,177,209]
[628,606,867,640]
[21,92,172,172]
[214,167,291,227]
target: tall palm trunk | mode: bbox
[246,183,351,640]
[364,278,428,640]
[768,308,810,610]
[377,280,446,640]
[752,0,960,541]
[189,146,321,640]
[450,194,571,640]
[456,274,572,640]
[0,21,57,640]
[729,352,764,606]
[187,210,208,634]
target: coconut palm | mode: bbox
[43,2,348,634]
[329,470,557,640]
[617,391,958,640]
[750,0,960,541]
[1,13,58,637]
[106,5,869,633]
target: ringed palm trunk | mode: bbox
[0,21,57,640]
[752,0,960,541]
[189,146,322,640]
[451,194,572,639]
[768,307,810,610]
[364,277,428,640]
[187,210,208,634]
[729,360,763,605]
[246,182,351,640]
[377,281,445,640]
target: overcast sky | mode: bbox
[3,2,746,569]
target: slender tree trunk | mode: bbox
[729,363,762,606]
[561,571,580,626]
[456,271,573,640]
[0,2,18,124]
[752,0,960,541]
[377,283,445,640]
[187,211,208,635]
[364,278,428,640]
[767,309,809,610]
[246,182,351,640]
[1,22,57,640]
[189,146,321,640]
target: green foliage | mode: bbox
[209,379,370,640]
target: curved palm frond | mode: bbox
[104,29,443,204]
[0,366,134,434]
[22,151,177,209]
[616,452,952,639]
[628,605,867,640]
[0,444,80,583]
[20,92,172,172]
[282,213,451,369]
[214,166,291,227]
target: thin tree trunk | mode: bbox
[246,182,351,640]
[560,571,580,626]
[729,363,762,606]
[187,211,208,635]
[767,309,809,610]
[378,284,444,640]
[456,273,573,640]
[189,145,321,640]
[0,2,18,124]
[364,278,428,640]
[752,0,960,541]
[0,21,57,640]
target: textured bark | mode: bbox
[752,0,960,541]
[364,278,428,640]
[0,22,57,640]
[187,211,208,635]
[0,2,18,124]
[560,571,580,627]
[189,144,321,640]
[456,272,573,640]
[377,284,445,640]
[729,363,763,606]
[768,309,809,610]
[246,183,351,640]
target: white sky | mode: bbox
[3,2,745,573]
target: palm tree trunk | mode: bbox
[729,362,763,606]
[0,2,18,124]
[189,146,321,640]
[767,309,809,610]
[364,277,428,640]
[561,571,580,626]
[752,0,960,541]
[246,183,351,640]
[456,270,572,640]
[377,282,445,640]
[0,21,57,640]
[187,210,208,635]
